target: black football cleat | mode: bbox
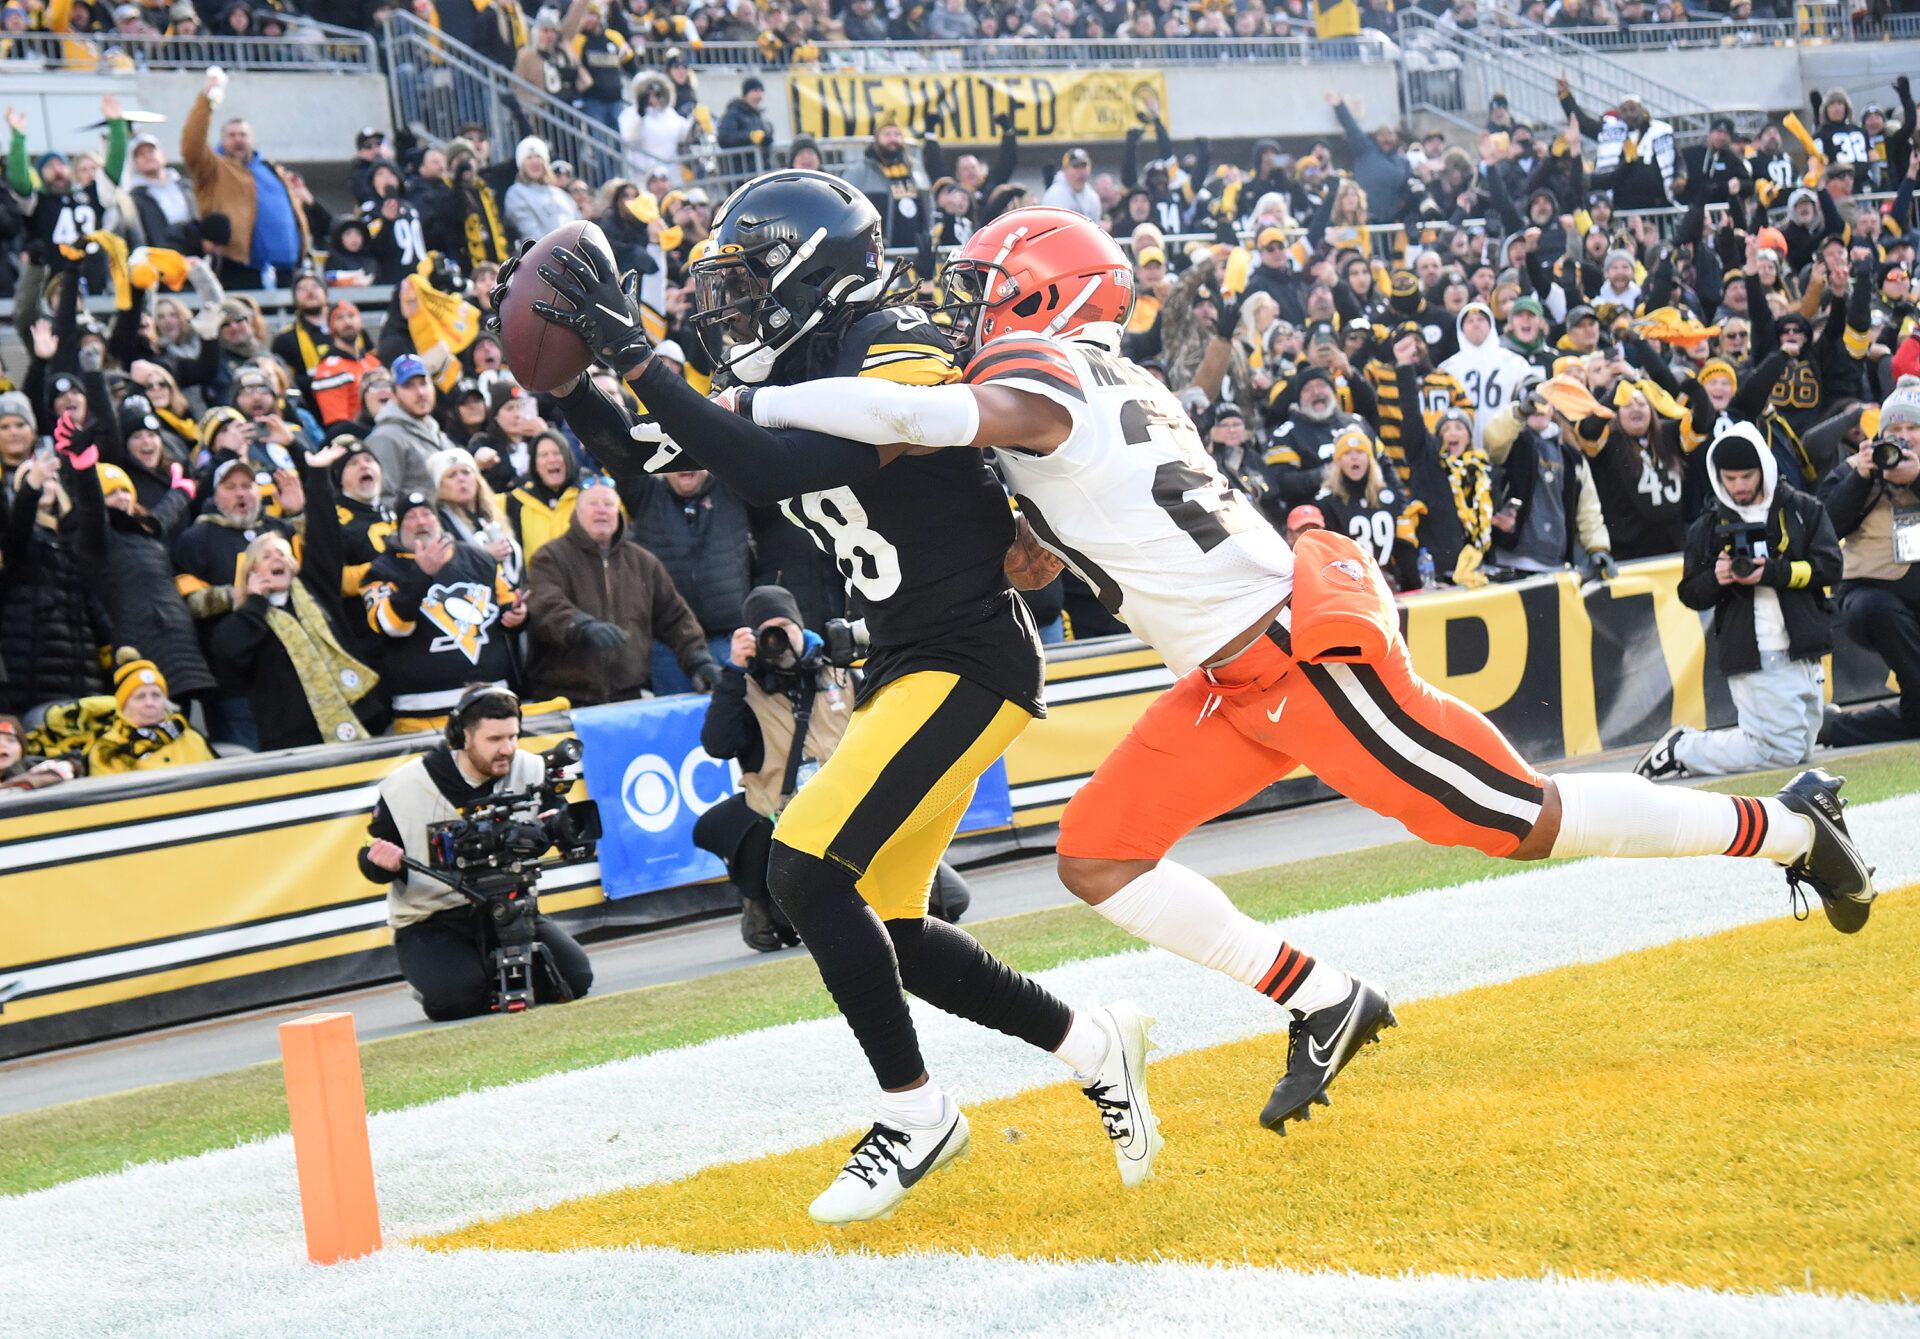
[1260,976,1396,1134]
[1775,769,1876,935]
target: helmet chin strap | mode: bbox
[725,307,825,384]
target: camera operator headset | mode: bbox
[1818,382,1920,746]
[360,685,593,1019]
[694,586,972,953]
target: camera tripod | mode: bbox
[399,856,577,1013]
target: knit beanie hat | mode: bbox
[113,650,168,713]
[98,462,136,501]
[427,446,478,491]
[742,585,804,631]
[0,391,34,433]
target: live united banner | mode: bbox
[787,70,1170,144]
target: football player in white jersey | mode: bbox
[725,207,1879,1133]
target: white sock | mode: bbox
[878,1081,947,1129]
[1053,1009,1110,1081]
[1551,773,1813,864]
[1092,860,1342,1010]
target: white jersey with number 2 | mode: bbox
[963,333,1295,676]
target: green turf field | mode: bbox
[3,746,1912,1198]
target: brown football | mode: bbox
[496,219,611,393]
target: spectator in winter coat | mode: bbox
[1441,300,1534,448]
[72,440,215,716]
[1,451,113,716]
[525,480,719,704]
[428,446,524,587]
[60,652,215,776]
[181,70,311,288]
[716,78,775,166]
[620,72,693,177]
[505,431,580,563]
[623,466,754,694]
[211,445,385,749]
[841,122,932,249]
[502,136,580,244]
[125,131,200,254]
[1325,90,1412,224]
[365,354,460,509]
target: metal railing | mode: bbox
[0,22,376,72]
[1395,9,1767,146]
[1538,20,1802,50]
[378,11,771,198]
[650,32,1400,72]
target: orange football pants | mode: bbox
[1057,628,1547,863]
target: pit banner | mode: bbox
[786,70,1170,144]
[571,695,1016,899]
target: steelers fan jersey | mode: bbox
[781,307,1045,715]
[970,334,1296,677]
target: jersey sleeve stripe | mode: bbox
[963,342,1083,389]
[974,365,1089,404]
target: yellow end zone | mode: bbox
[424,892,1919,1299]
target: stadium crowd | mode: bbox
[0,0,1835,70]
[1,47,1918,788]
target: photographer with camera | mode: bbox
[1818,385,1920,746]
[360,686,594,1020]
[1638,423,1840,779]
[695,586,969,952]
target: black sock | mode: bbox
[768,842,924,1090]
[886,916,1072,1054]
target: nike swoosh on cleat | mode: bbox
[895,1121,960,1189]
[1306,998,1364,1068]
[1266,700,1285,723]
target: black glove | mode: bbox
[923,105,945,136]
[689,661,721,692]
[1126,126,1144,144]
[1214,295,1241,341]
[573,616,630,652]
[1811,89,1825,119]
[531,245,655,376]
[993,112,1015,135]
[1898,74,1912,103]
[1584,550,1618,583]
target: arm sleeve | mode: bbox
[986,127,1018,196]
[7,128,34,196]
[627,359,885,506]
[104,117,127,185]
[1816,461,1876,538]
[1121,128,1142,189]
[752,378,980,448]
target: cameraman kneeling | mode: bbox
[695,586,971,952]
[360,687,594,1019]
[1637,423,1840,779]
[1818,385,1920,746]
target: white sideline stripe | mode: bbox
[2,795,1916,1338]
[178,1246,1920,1339]
[3,860,600,998]
[4,901,389,996]
[1009,775,1090,807]
[2,784,378,869]
[1042,667,1176,705]
[1324,662,1544,824]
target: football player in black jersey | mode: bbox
[496,172,1159,1223]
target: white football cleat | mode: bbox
[1080,1000,1162,1187]
[808,1090,970,1225]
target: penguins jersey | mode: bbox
[969,334,1295,676]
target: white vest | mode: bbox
[379,749,546,928]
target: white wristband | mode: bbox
[752,379,981,450]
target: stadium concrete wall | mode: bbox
[0,560,1894,1061]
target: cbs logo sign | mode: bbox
[620,748,740,833]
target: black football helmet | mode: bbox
[689,170,886,384]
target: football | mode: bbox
[496,218,611,393]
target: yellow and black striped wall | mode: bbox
[0,558,1892,1059]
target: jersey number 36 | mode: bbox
[783,487,903,601]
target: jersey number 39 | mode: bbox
[783,487,903,601]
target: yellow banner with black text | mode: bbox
[786,70,1170,145]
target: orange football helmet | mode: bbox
[941,206,1136,353]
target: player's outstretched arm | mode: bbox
[744,378,1073,455]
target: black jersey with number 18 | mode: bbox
[777,307,1045,716]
